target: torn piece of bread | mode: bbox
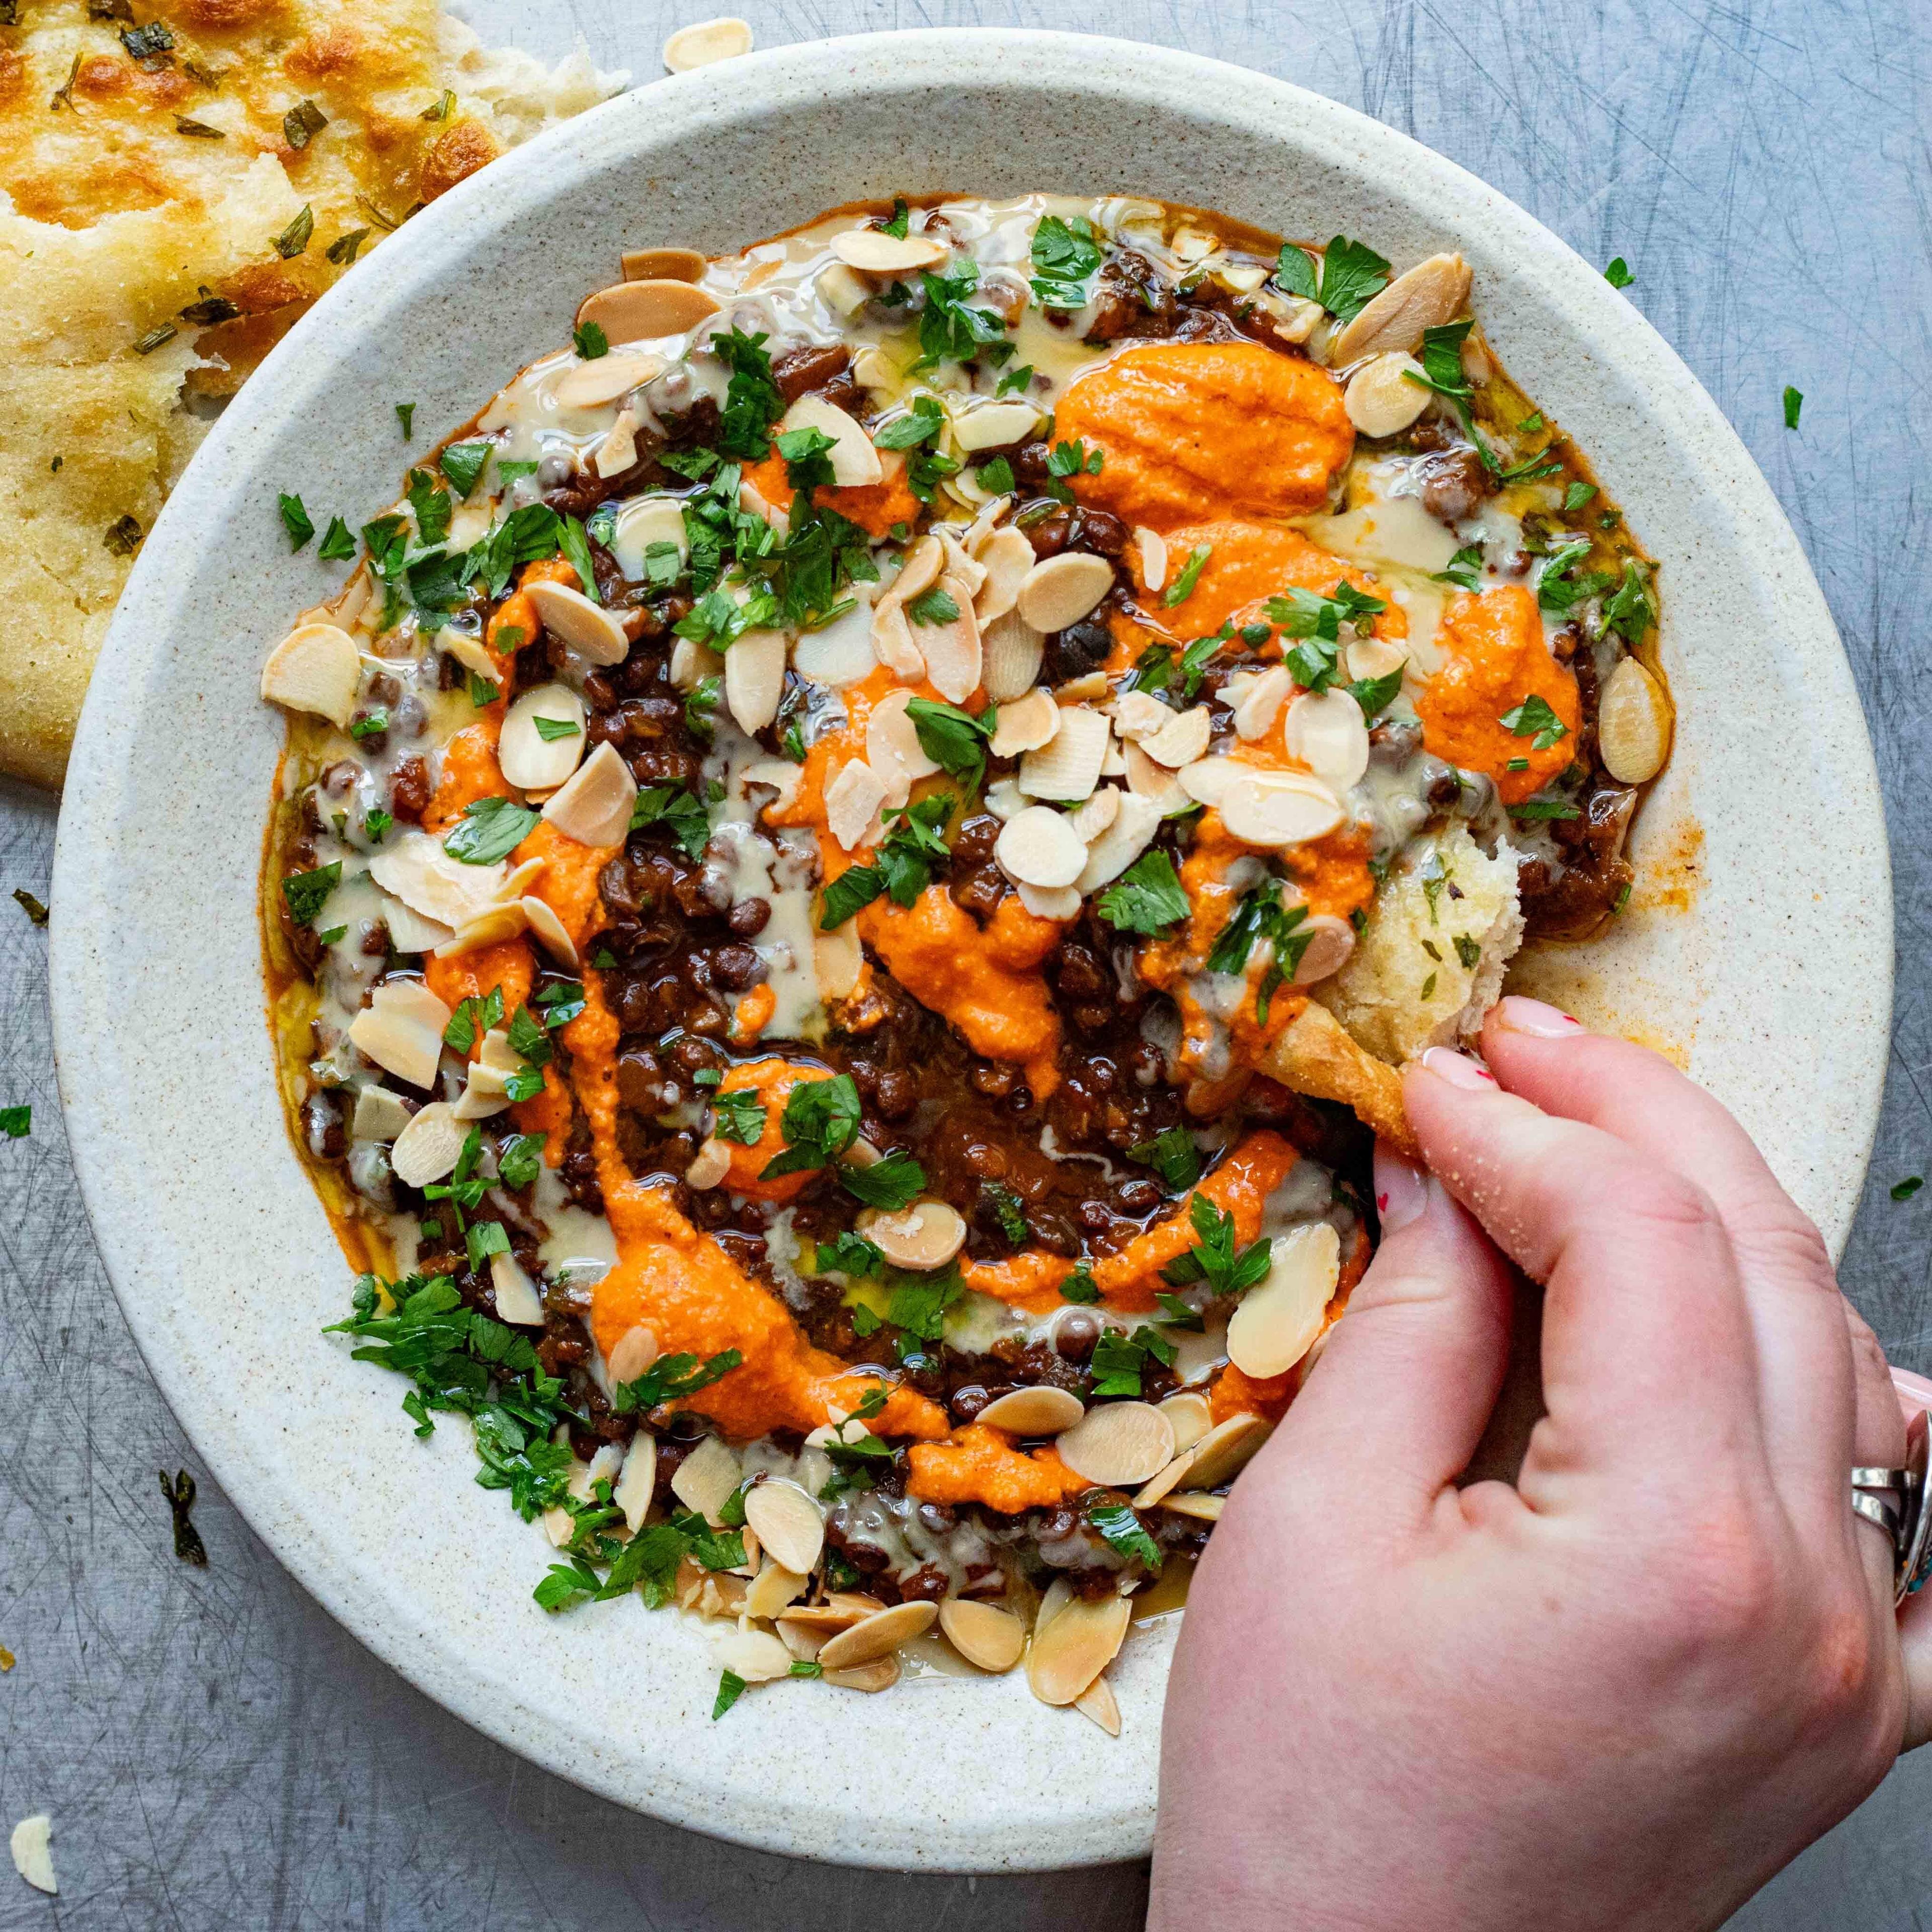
[1315,824,1525,1066]
[0,0,625,789]
[1264,1001,1418,1157]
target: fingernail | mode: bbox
[1417,1046,1496,1089]
[1373,1144,1429,1232]
[1495,995,1585,1038]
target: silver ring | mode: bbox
[1852,1408,1932,1606]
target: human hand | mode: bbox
[1151,997,1927,1932]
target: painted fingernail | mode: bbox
[1417,1046,1496,1089]
[1373,1144,1429,1233]
[1495,995,1585,1038]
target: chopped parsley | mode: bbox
[280,862,340,926]
[630,784,710,861]
[872,394,944,451]
[975,455,1016,497]
[283,99,327,148]
[1783,385,1804,430]
[572,320,609,360]
[1892,1177,1924,1202]
[761,1074,862,1180]
[277,492,315,549]
[1097,849,1190,936]
[982,1182,1029,1244]
[1129,1124,1201,1192]
[711,1088,767,1145]
[1206,880,1310,1021]
[1266,582,1387,692]
[1,1106,29,1140]
[443,987,504,1052]
[1086,1498,1162,1570]
[1431,543,1484,591]
[611,1348,744,1413]
[395,402,416,439]
[1604,257,1635,289]
[1348,667,1405,721]
[532,714,581,742]
[912,263,1013,370]
[273,205,314,259]
[318,516,356,561]
[1160,1193,1271,1298]
[841,1148,927,1211]
[1087,1324,1174,1399]
[905,699,989,788]
[906,586,960,626]
[1562,480,1598,515]
[1059,1265,1099,1305]
[1508,797,1582,821]
[1499,693,1568,751]
[712,1669,747,1720]
[1273,234,1391,321]
[439,440,492,497]
[1029,212,1103,310]
[712,329,786,460]
[444,795,539,864]
[1162,543,1212,608]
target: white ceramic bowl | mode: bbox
[50,30,1889,1871]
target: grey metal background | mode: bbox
[4,1,1929,1923]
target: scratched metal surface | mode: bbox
[3,1,1929,1923]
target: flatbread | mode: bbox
[0,0,623,787]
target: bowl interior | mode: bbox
[49,29,1888,1871]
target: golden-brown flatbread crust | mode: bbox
[1264,1000,1419,1157]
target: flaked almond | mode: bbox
[715,1627,792,1683]
[350,1085,412,1143]
[495,856,548,901]
[1182,1411,1274,1490]
[499,682,587,790]
[826,758,889,852]
[1232,664,1295,741]
[686,1138,731,1190]
[612,496,690,584]
[347,978,450,1090]
[607,1322,659,1388]
[1158,1390,1213,1455]
[1292,912,1355,985]
[1283,688,1370,790]
[1134,527,1169,593]
[670,1433,742,1521]
[261,621,360,727]
[1017,551,1114,633]
[780,392,882,489]
[662,14,753,69]
[817,262,872,318]
[1109,691,1170,744]
[375,889,454,957]
[1017,882,1080,921]
[1597,655,1671,784]
[1159,1490,1225,1522]
[995,804,1088,889]
[1056,1400,1177,1487]
[890,533,944,606]
[543,741,637,848]
[870,597,924,682]
[10,1815,55,1896]
[668,638,717,692]
[1073,791,1161,894]
[526,579,629,666]
[725,626,785,734]
[823,1655,901,1693]
[792,601,875,688]
[1074,1672,1122,1737]
[434,901,527,959]
[832,228,948,275]
[982,611,1045,701]
[951,399,1040,453]
[817,1598,938,1670]
[1025,1592,1130,1707]
[916,573,982,703]
[518,896,579,970]
[1329,253,1473,365]
[743,1480,826,1575]
[989,687,1059,760]
[1220,771,1344,848]
[1176,757,1238,808]
[619,245,706,283]
[1018,704,1108,801]
[744,1560,810,1620]
[614,1431,656,1532]
[973,526,1035,625]
[390,1100,465,1187]
[1227,1223,1341,1379]
[1066,787,1119,843]
[452,1064,511,1122]
[1346,633,1409,684]
[438,627,500,685]
[1132,1446,1200,1509]
[555,349,665,411]
[1141,704,1212,769]
[938,1598,1026,1673]
[490,1248,544,1326]
[858,1198,967,1271]
[815,922,864,995]
[865,687,941,799]
[577,278,722,344]
[1344,351,1430,437]
[975,1385,1085,1435]
[776,1593,884,1632]
[984,777,1027,819]
[594,409,642,478]
[1124,740,1189,813]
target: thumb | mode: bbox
[1268,1142,1515,1528]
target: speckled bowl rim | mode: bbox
[50,29,1890,1872]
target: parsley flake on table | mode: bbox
[317,516,356,561]
[1604,257,1635,289]
[1783,385,1804,430]
[712,1669,747,1720]
[0,1105,28,1140]
[1893,1177,1924,1202]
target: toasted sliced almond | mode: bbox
[715,1627,792,1683]
[1075,1671,1122,1736]
[982,610,1045,701]
[744,1560,810,1620]
[1227,1223,1341,1379]
[1176,757,1238,808]
[607,1322,659,1387]
[1329,254,1473,365]
[1220,771,1344,848]
[1017,552,1114,633]
[499,683,587,790]
[858,1198,967,1271]
[490,1248,544,1326]
[619,246,706,283]
[865,687,941,798]
[743,1480,826,1575]
[988,686,1058,761]
[496,855,548,902]
[555,349,665,411]
[823,1654,901,1693]
[973,526,1036,625]
[1073,791,1161,894]
[518,896,579,970]
[826,758,889,852]
[777,1593,885,1632]
[938,1598,1026,1673]
[350,1085,413,1143]
[670,1434,742,1521]
[1066,787,1119,843]
[1109,690,1171,743]
[686,1138,731,1190]
[887,532,944,605]
[1598,655,1671,784]
[433,901,528,960]
[390,1100,466,1187]
[1292,912,1355,986]
[1017,882,1080,921]
[1019,705,1108,801]
[870,596,925,682]
[368,848,492,942]
[1132,1447,1199,1509]
[1158,1390,1213,1455]
[1181,1412,1274,1490]
[1034,1577,1075,1636]
[1344,351,1430,437]
[1124,740,1189,813]
[439,627,499,683]
[1134,527,1169,593]
[543,742,637,848]
[995,804,1088,889]
[611,1431,656,1533]
[832,228,948,274]
[1141,704,1212,769]
[725,626,785,734]
[951,398,1041,452]
[781,393,882,489]
[817,1598,938,1670]
[525,580,629,666]
[1283,689,1370,790]
[347,978,450,1090]
[452,1067,512,1122]
[261,622,360,727]
[1057,1400,1177,1487]
[975,1386,1085,1435]
[577,278,722,342]
[1025,1592,1130,1706]
[663,14,752,69]
[1232,664,1295,741]
[10,1815,55,1895]
[594,409,642,478]
[1160,1490,1224,1521]
[915,573,982,703]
